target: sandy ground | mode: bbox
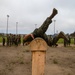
[0,44,75,75]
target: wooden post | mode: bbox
[30,38,48,75]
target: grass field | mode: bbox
[0,36,2,43]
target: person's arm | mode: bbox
[30,34,34,39]
[24,34,34,41]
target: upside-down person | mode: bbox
[23,8,58,46]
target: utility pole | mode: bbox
[16,22,18,35]
[35,24,37,29]
[54,20,56,35]
[7,15,9,35]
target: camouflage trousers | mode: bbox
[32,17,52,45]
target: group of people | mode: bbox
[2,8,72,47]
[2,34,21,46]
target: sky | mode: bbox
[0,0,75,35]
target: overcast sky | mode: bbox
[0,0,75,34]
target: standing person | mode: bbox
[23,35,25,46]
[64,39,67,47]
[23,8,58,46]
[18,34,21,45]
[74,37,75,45]
[2,37,5,46]
[68,36,71,46]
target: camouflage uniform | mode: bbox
[24,8,58,46]
[24,20,69,46]
[2,37,5,46]
[32,18,52,44]
[24,17,52,46]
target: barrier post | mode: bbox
[30,38,48,75]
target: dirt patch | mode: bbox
[0,44,75,75]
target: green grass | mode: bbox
[0,36,2,43]
[57,38,64,44]
[57,38,74,44]
[71,38,74,44]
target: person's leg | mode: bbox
[52,36,59,46]
[52,31,69,46]
[57,32,69,41]
[33,8,58,36]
